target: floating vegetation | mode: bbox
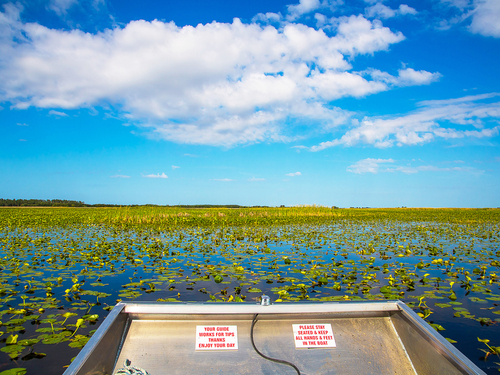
[0,207,499,374]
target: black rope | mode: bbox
[250,314,301,375]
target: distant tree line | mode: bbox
[0,199,273,208]
[0,199,87,207]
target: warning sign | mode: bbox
[195,326,238,350]
[292,323,336,349]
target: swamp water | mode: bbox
[0,220,499,374]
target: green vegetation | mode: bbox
[0,207,499,374]
[2,206,499,228]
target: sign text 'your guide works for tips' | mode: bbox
[195,326,238,350]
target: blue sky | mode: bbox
[1,0,499,207]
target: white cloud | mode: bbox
[347,158,483,174]
[287,0,321,21]
[171,165,180,169]
[213,178,233,181]
[0,9,430,147]
[110,174,130,178]
[252,12,282,24]
[397,68,439,85]
[285,171,302,176]
[16,122,28,126]
[314,13,327,28]
[332,15,405,55]
[312,93,500,150]
[469,0,500,37]
[143,173,168,179]
[418,92,500,106]
[347,158,394,174]
[2,2,23,20]
[48,110,69,117]
[365,3,396,19]
[438,0,500,37]
[47,0,78,16]
[368,68,440,87]
[365,3,417,19]
[398,4,417,15]
[19,138,27,142]
[248,177,265,181]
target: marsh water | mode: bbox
[1,220,499,374]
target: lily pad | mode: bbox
[247,288,262,293]
[0,368,27,375]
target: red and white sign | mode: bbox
[292,323,336,349]
[195,325,238,350]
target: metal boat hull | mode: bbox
[63,301,485,375]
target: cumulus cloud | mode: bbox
[213,178,233,182]
[171,165,180,169]
[365,3,396,19]
[312,93,500,150]
[285,0,344,21]
[347,158,483,174]
[249,177,265,181]
[365,3,417,19]
[438,0,500,37]
[398,4,418,15]
[143,173,168,179]
[331,15,405,55]
[397,68,439,85]
[286,171,302,176]
[16,122,28,126]
[287,0,322,20]
[469,0,500,37]
[252,12,282,24]
[0,6,436,147]
[110,174,130,178]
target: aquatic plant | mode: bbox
[0,207,498,374]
